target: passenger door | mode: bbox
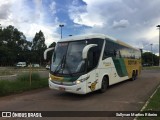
[86,48,99,93]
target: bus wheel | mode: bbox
[131,71,136,81]
[135,70,138,79]
[100,77,108,93]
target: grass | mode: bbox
[0,67,46,76]
[142,66,160,70]
[137,86,160,120]
[0,73,48,96]
[0,70,14,76]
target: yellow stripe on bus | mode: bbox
[50,74,64,81]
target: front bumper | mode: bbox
[48,79,87,94]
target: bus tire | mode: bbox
[131,71,136,81]
[135,70,138,79]
[100,77,108,93]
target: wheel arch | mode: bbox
[99,74,109,93]
[101,74,109,86]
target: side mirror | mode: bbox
[82,44,97,59]
[44,47,54,60]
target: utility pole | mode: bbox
[156,25,160,66]
[59,24,64,39]
[140,48,143,67]
[150,44,153,66]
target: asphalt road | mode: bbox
[0,70,160,120]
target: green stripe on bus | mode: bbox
[63,76,79,82]
[113,58,128,77]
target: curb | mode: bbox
[134,83,160,120]
[0,74,17,77]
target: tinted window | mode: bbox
[103,39,116,59]
[87,38,104,71]
[103,39,141,60]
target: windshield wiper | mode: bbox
[54,55,65,74]
[53,55,73,77]
[63,58,73,77]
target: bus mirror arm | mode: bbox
[44,47,54,60]
[82,44,97,59]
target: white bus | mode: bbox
[16,62,26,67]
[44,34,141,94]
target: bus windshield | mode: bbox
[51,41,86,75]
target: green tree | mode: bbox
[0,25,31,66]
[48,42,56,48]
[47,42,56,62]
[31,30,47,65]
[142,52,159,66]
[0,25,2,46]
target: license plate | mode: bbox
[59,87,65,91]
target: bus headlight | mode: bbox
[49,77,52,81]
[74,75,90,84]
[76,80,81,84]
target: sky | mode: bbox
[0,0,160,54]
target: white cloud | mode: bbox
[20,23,59,45]
[83,0,122,6]
[112,19,129,29]
[68,0,105,27]
[68,0,160,54]
[49,1,56,15]
[1,0,160,53]
[0,1,11,19]
[0,0,59,46]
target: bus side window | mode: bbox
[114,50,117,57]
[102,40,115,59]
[116,50,122,58]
